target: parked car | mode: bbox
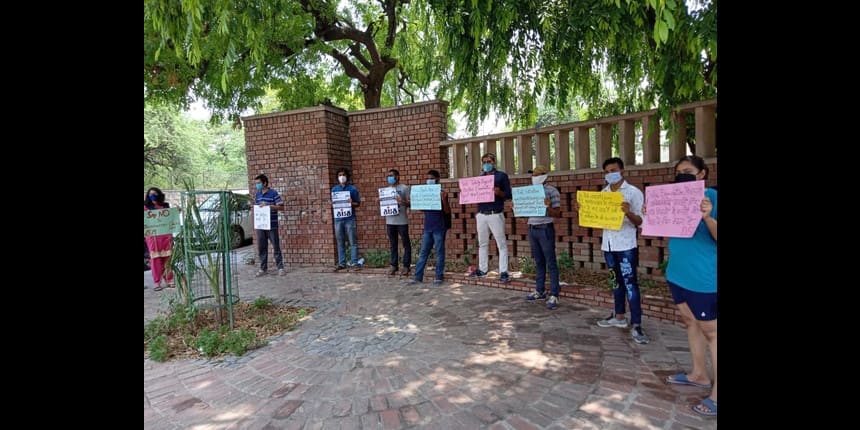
[196,191,253,249]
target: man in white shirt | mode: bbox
[575,157,649,344]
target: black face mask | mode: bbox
[674,173,697,183]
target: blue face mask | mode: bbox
[426,179,436,185]
[148,194,157,201]
[604,171,623,184]
[482,163,493,172]
[387,176,396,185]
[255,183,263,191]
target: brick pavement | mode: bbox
[144,247,717,429]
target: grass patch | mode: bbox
[144,297,314,362]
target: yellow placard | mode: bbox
[577,191,624,230]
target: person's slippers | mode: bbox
[665,372,712,389]
[153,284,164,291]
[692,398,717,417]
[166,283,175,288]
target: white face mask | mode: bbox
[531,174,547,185]
[338,175,347,184]
[426,179,436,185]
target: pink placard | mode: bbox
[642,180,705,238]
[458,175,496,204]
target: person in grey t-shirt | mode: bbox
[384,168,411,275]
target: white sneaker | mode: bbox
[255,269,266,277]
[596,314,628,328]
[278,269,286,276]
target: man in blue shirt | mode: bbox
[408,169,452,285]
[254,174,286,276]
[469,153,513,282]
[331,167,362,271]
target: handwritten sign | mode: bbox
[143,208,180,236]
[332,191,353,219]
[642,180,705,238]
[253,205,271,230]
[512,185,547,217]
[577,191,624,230]
[410,184,442,210]
[378,187,400,216]
[458,175,495,204]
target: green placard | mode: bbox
[144,208,180,236]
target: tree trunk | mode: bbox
[363,79,383,109]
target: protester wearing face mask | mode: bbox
[520,165,563,309]
[660,155,718,417]
[469,153,513,282]
[144,187,175,291]
[254,174,287,277]
[383,169,412,276]
[331,167,362,271]
[574,157,648,344]
[408,169,452,285]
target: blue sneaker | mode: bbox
[407,279,422,286]
[546,295,558,310]
[499,272,511,283]
[468,270,488,278]
[525,291,546,301]
[432,278,444,285]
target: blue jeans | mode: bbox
[413,229,447,281]
[334,218,359,266]
[386,224,411,268]
[528,223,559,297]
[604,248,642,325]
[256,228,284,271]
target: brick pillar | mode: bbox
[243,105,351,266]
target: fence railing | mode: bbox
[441,99,716,178]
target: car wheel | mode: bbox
[231,226,245,249]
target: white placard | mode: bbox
[332,191,353,219]
[378,187,400,216]
[253,205,271,230]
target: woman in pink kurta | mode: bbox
[144,187,174,291]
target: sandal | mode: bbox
[166,283,175,288]
[665,372,712,389]
[691,397,717,417]
[153,284,164,291]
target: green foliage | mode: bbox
[363,249,391,268]
[252,296,274,310]
[144,103,246,190]
[658,259,669,272]
[149,335,169,362]
[557,251,575,271]
[518,256,536,275]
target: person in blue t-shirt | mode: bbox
[253,174,286,277]
[408,169,452,285]
[659,155,718,417]
[331,167,362,271]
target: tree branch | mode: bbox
[398,66,415,104]
[329,50,369,86]
[349,44,372,69]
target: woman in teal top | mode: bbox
[661,155,718,417]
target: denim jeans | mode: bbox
[413,229,447,281]
[386,224,411,268]
[528,223,559,297]
[604,248,642,325]
[334,218,359,266]
[256,228,284,271]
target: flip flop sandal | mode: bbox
[153,285,164,291]
[166,284,176,288]
[691,398,717,416]
[665,372,712,389]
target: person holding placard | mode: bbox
[520,166,563,309]
[144,187,174,291]
[659,155,718,417]
[384,169,412,276]
[408,170,452,285]
[575,157,648,344]
[469,153,513,282]
[332,167,362,271]
[254,174,286,277]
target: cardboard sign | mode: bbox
[143,207,180,236]
[253,205,271,230]
[458,175,495,204]
[642,180,705,238]
[410,184,442,210]
[332,191,353,219]
[512,185,547,217]
[577,191,624,230]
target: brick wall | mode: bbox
[347,101,449,257]
[442,161,717,280]
[243,101,717,285]
[244,105,351,266]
